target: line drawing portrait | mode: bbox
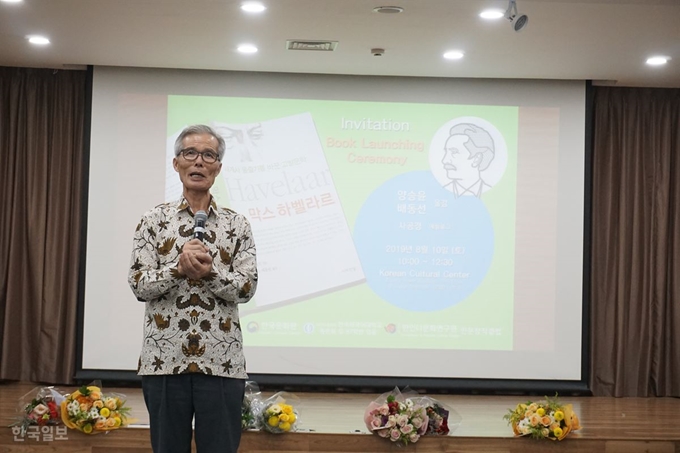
[429,117,508,197]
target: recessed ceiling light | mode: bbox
[443,51,464,60]
[1,0,23,3]
[237,44,258,54]
[241,2,266,13]
[646,56,669,66]
[27,35,50,45]
[373,6,404,14]
[480,9,504,19]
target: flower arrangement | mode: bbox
[424,401,450,435]
[241,381,262,430]
[364,388,430,445]
[260,392,299,433]
[10,387,65,436]
[503,395,581,440]
[60,384,132,434]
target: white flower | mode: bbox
[398,402,406,412]
[67,401,80,416]
[32,404,49,416]
[405,399,414,408]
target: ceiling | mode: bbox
[1,0,679,88]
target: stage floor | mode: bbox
[2,381,680,452]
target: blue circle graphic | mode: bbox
[353,171,494,312]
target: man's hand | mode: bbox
[177,239,213,280]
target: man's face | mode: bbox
[442,134,477,180]
[173,133,222,193]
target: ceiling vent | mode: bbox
[286,40,338,51]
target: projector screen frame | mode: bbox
[73,66,594,395]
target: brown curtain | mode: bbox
[590,86,680,396]
[0,66,86,384]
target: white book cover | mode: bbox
[166,112,365,310]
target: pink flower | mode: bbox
[409,433,420,443]
[390,428,401,441]
[370,418,383,430]
[417,414,430,435]
[378,404,389,416]
[377,429,390,438]
[400,424,414,434]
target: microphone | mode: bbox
[193,210,208,241]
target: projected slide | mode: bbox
[164,96,517,351]
[83,67,585,382]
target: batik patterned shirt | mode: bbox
[128,196,257,378]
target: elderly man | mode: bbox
[128,124,258,453]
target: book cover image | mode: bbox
[166,112,366,312]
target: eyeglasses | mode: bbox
[179,148,220,163]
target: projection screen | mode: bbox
[80,66,588,387]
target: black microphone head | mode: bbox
[194,210,208,240]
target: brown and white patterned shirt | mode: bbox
[128,196,257,378]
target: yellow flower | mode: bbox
[268,415,279,427]
[113,417,122,427]
[553,427,563,438]
[279,422,291,432]
[554,410,564,421]
[288,413,296,423]
[536,408,545,417]
[282,404,293,415]
[83,424,93,434]
[100,408,111,418]
[279,414,289,422]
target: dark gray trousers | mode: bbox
[142,374,245,453]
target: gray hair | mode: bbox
[448,123,495,171]
[174,124,226,161]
